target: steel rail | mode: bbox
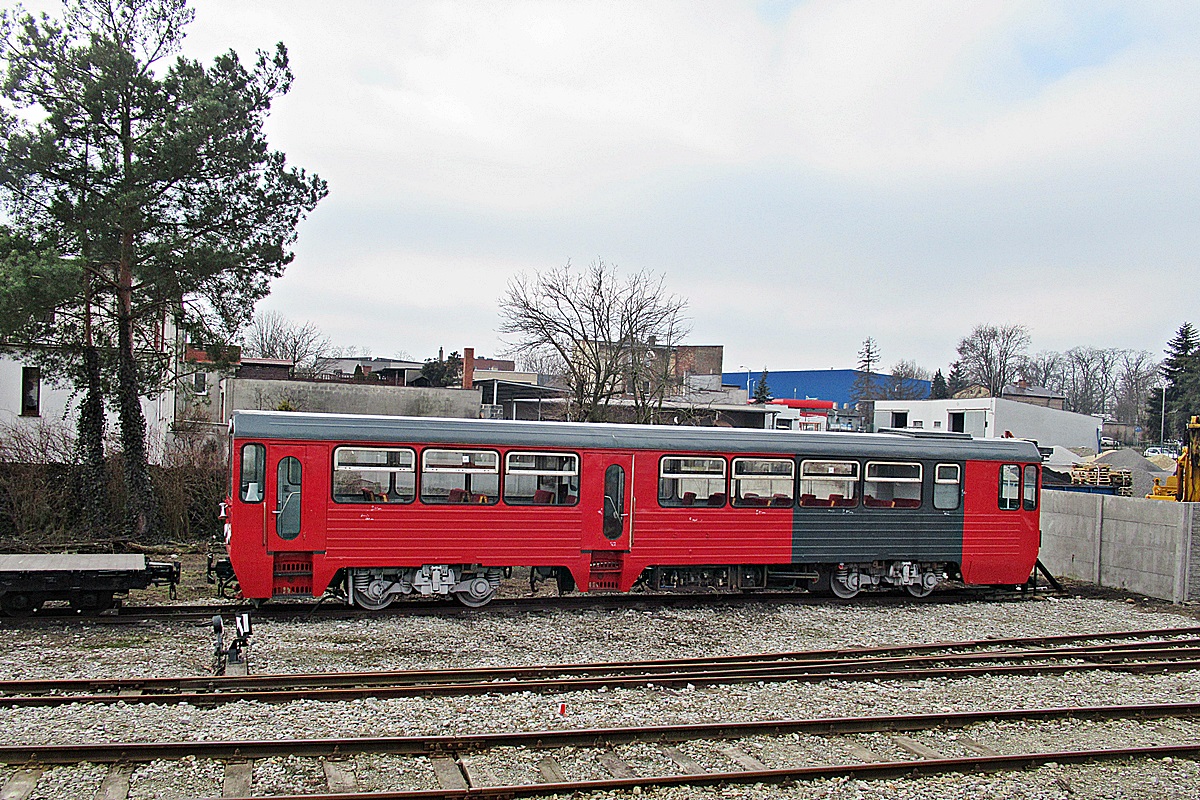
[215,743,1200,800]
[0,585,1041,625]
[0,701,1197,765]
[4,653,1200,708]
[3,626,1198,699]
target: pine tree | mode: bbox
[947,361,967,397]
[1149,323,1200,441]
[753,369,772,403]
[1,0,326,539]
[930,369,949,399]
[850,338,880,402]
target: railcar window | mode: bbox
[863,462,923,508]
[333,447,416,504]
[421,449,500,504]
[799,460,858,507]
[999,464,1021,510]
[933,463,961,510]
[504,452,580,505]
[1023,464,1039,510]
[659,456,726,507]
[239,443,265,503]
[732,458,794,507]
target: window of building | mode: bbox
[863,462,923,508]
[911,420,923,428]
[421,449,499,504]
[999,464,1021,510]
[799,460,858,507]
[239,443,266,503]
[1023,464,1039,511]
[193,371,208,394]
[503,452,579,505]
[333,447,416,503]
[20,367,40,416]
[659,456,726,507]
[732,458,794,507]
[933,463,961,510]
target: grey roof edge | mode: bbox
[231,410,1042,462]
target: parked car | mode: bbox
[1100,437,1119,450]
[1145,446,1181,459]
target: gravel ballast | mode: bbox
[2,594,1198,799]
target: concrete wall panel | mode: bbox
[1040,490,1199,602]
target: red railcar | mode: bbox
[223,411,1042,608]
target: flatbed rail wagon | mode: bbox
[0,554,180,616]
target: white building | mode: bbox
[873,397,1103,450]
[0,354,176,457]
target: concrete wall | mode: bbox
[1040,490,1199,602]
[222,377,482,420]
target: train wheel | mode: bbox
[828,573,860,599]
[455,574,499,608]
[1,592,42,617]
[905,583,934,598]
[70,591,114,613]
[352,592,395,611]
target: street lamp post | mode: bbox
[1161,384,1167,447]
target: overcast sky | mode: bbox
[35,1,1200,373]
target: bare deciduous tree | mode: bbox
[498,260,689,423]
[241,311,332,376]
[955,324,1031,396]
[884,359,931,400]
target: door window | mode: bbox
[603,464,625,539]
[276,456,302,540]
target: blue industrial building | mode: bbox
[723,369,931,406]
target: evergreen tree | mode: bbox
[850,337,880,402]
[1,0,327,539]
[947,360,967,396]
[930,369,949,399]
[1148,323,1200,441]
[421,351,463,387]
[753,368,772,403]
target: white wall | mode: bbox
[874,398,1102,449]
[0,354,176,461]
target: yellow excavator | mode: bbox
[1146,416,1200,501]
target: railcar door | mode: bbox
[265,444,314,552]
[583,452,634,552]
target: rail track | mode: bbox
[1,702,1197,798]
[3,625,1199,708]
[0,582,1052,625]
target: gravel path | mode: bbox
[2,594,1198,799]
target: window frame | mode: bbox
[999,463,1021,511]
[238,443,266,504]
[1023,464,1039,511]
[798,459,860,507]
[658,455,727,508]
[731,457,795,508]
[933,463,961,511]
[863,461,924,509]
[20,366,40,417]
[420,447,501,505]
[503,450,580,506]
[332,445,417,504]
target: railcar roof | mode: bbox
[230,410,1042,463]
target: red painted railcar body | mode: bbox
[224,411,1042,606]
